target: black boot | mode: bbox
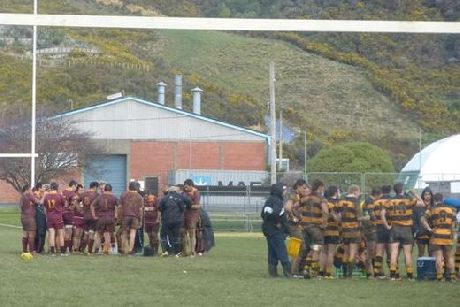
[282,262,292,278]
[268,265,278,278]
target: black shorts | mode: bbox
[324,236,339,245]
[364,231,377,243]
[342,237,361,245]
[390,225,414,245]
[376,224,390,244]
[303,225,324,246]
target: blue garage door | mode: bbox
[84,155,127,197]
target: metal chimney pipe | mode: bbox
[156,81,167,105]
[191,87,203,115]
[174,75,183,109]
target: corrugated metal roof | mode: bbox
[52,96,269,141]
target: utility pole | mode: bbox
[278,102,283,172]
[269,62,276,184]
[304,130,307,174]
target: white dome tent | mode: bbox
[399,134,460,193]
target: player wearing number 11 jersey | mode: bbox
[43,182,66,255]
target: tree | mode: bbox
[308,142,395,173]
[307,142,395,192]
[0,114,100,192]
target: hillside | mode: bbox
[0,0,458,169]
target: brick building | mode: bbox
[1,95,268,202]
[11,95,267,199]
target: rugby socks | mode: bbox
[390,265,397,279]
[22,237,28,253]
[65,240,72,253]
[50,246,55,254]
[437,269,444,281]
[347,259,354,278]
[406,266,414,279]
[88,239,94,254]
[60,246,66,254]
[79,238,87,253]
[28,238,35,253]
[310,261,320,277]
[373,256,383,277]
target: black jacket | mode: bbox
[159,191,190,224]
[261,183,289,237]
[35,204,47,235]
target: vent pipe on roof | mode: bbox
[156,81,167,105]
[174,75,183,109]
[191,87,203,115]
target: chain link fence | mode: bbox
[200,171,460,232]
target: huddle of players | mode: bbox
[19,178,202,257]
[285,179,459,281]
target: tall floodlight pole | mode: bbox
[269,62,276,184]
[30,0,38,187]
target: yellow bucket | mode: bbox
[286,236,302,257]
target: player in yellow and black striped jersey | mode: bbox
[320,185,341,278]
[362,187,382,278]
[298,179,328,278]
[381,183,422,280]
[414,187,434,257]
[338,185,369,278]
[284,179,311,276]
[422,193,457,281]
[372,185,393,278]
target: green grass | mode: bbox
[0,212,459,306]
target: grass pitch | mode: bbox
[0,211,458,307]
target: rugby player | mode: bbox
[80,181,99,254]
[91,184,118,255]
[284,179,310,277]
[414,187,434,257]
[299,179,328,278]
[183,179,201,257]
[422,193,457,281]
[381,183,421,280]
[338,185,368,278]
[61,180,78,253]
[119,181,143,255]
[362,187,382,278]
[372,185,393,278]
[43,182,66,255]
[20,184,40,254]
[321,185,340,279]
[144,191,160,255]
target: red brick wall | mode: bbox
[130,140,266,189]
[223,142,266,170]
[0,180,20,204]
[176,142,221,169]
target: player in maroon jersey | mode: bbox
[144,191,161,255]
[20,184,40,253]
[61,180,77,253]
[43,182,66,255]
[72,184,85,252]
[183,179,201,256]
[91,184,118,254]
[119,182,143,255]
[79,181,99,254]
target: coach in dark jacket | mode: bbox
[159,186,191,255]
[261,183,291,278]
